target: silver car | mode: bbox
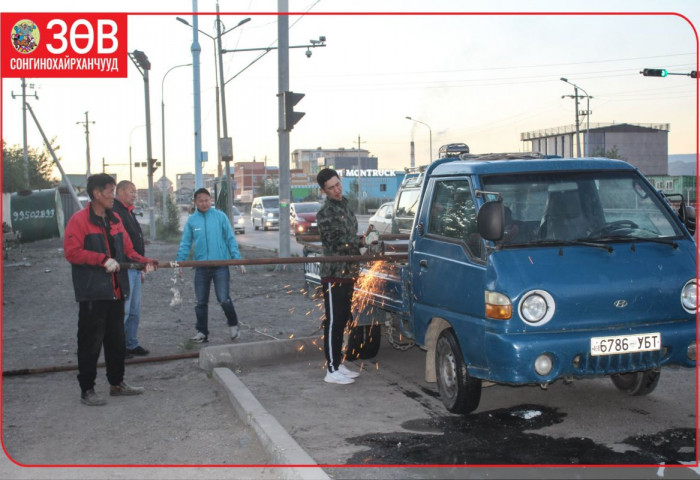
[232,205,245,234]
[368,202,394,234]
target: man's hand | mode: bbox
[104,258,120,273]
[144,259,158,274]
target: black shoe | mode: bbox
[81,389,106,406]
[124,351,134,359]
[127,346,150,356]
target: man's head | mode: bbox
[116,180,137,207]
[194,188,211,213]
[317,168,343,201]
[86,173,116,211]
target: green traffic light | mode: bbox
[642,68,668,77]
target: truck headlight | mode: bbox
[519,290,555,326]
[485,291,512,320]
[681,279,698,313]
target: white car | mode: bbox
[232,205,245,234]
[368,202,394,234]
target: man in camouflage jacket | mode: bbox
[316,168,367,385]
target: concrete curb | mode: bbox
[199,336,321,372]
[203,338,330,480]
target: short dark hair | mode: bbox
[86,173,116,200]
[194,188,211,200]
[317,168,339,188]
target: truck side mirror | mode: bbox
[680,203,696,236]
[477,200,504,241]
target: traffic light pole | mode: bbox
[277,0,291,260]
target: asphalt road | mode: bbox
[235,336,698,477]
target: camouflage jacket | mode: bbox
[316,196,361,283]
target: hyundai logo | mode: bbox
[614,300,628,308]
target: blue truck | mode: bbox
[306,152,698,414]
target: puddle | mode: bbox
[346,404,696,465]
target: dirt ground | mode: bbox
[1,236,325,472]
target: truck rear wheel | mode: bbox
[436,328,481,414]
[345,324,381,360]
[610,369,660,396]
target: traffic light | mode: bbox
[642,68,668,77]
[148,158,160,175]
[282,91,305,131]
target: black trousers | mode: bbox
[322,281,354,373]
[77,300,126,392]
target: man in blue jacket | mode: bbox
[177,188,242,343]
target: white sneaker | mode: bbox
[324,370,354,385]
[229,325,240,340]
[338,364,360,379]
[190,332,208,343]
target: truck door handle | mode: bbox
[419,260,428,268]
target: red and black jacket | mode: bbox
[64,203,149,302]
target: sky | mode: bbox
[1,0,698,189]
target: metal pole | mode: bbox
[277,0,291,259]
[191,0,203,189]
[216,1,234,227]
[161,63,191,221]
[357,134,363,214]
[21,79,29,188]
[141,68,156,241]
[121,252,408,270]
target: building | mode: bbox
[175,172,215,204]
[646,175,696,204]
[521,123,669,175]
[336,168,405,212]
[233,161,279,203]
[292,147,377,174]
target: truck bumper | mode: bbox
[479,320,697,384]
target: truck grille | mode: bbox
[573,349,665,375]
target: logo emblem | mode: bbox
[11,19,40,54]
[613,299,628,308]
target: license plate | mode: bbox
[311,222,317,227]
[590,333,661,356]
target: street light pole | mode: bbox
[161,62,191,221]
[177,12,251,226]
[405,116,432,162]
[129,49,156,241]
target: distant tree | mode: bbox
[156,194,181,242]
[590,145,625,161]
[2,140,57,192]
[256,178,279,196]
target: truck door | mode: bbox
[410,177,487,349]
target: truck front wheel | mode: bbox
[610,369,660,396]
[436,329,482,414]
[345,324,381,360]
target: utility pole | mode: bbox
[216,0,234,227]
[356,134,366,214]
[11,78,38,189]
[129,50,156,241]
[76,111,95,179]
[277,0,291,259]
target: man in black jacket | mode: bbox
[113,180,149,357]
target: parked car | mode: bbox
[368,202,394,234]
[232,205,245,234]
[251,195,279,231]
[290,202,321,238]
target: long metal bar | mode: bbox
[121,253,408,270]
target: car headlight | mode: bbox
[237,218,245,225]
[267,212,274,218]
[518,290,555,326]
[681,279,698,313]
[485,291,512,320]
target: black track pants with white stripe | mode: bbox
[322,281,354,373]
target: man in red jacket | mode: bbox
[64,173,157,406]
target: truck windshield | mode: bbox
[480,171,684,246]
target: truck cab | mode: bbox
[355,152,698,414]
